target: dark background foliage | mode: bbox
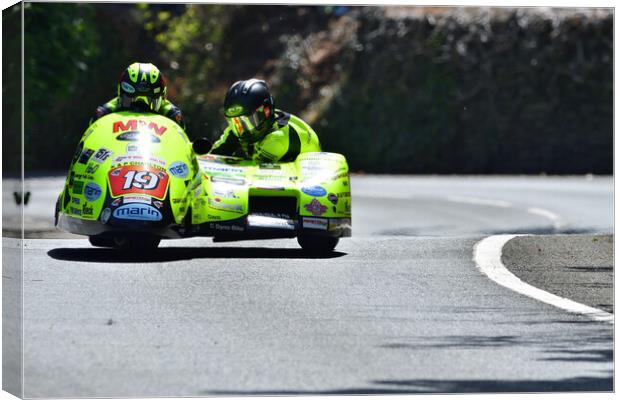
[2,4,613,175]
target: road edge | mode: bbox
[473,234,614,324]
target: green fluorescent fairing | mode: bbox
[192,152,351,224]
[59,111,194,225]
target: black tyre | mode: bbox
[297,235,339,253]
[88,235,115,248]
[54,196,60,226]
[112,235,161,251]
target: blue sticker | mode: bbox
[113,204,162,221]
[84,182,102,202]
[169,161,190,179]
[121,81,135,93]
[100,208,111,223]
[301,186,327,197]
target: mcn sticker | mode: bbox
[108,165,169,199]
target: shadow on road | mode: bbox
[202,375,613,395]
[47,246,347,263]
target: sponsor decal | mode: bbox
[332,171,349,180]
[120,81,135,93]
[112,119,167,136]
[72,197,80,205]
[202,165,244,174]
[73,173,94,180]
[84,182,102,202]
[72,180,84,195]
[108,165,169,199]
[100,208,112,223]
[153,200,164,209]
[328,193,338,205]
[302,185,327,197]
[169,161,190,179]
[304,198,328,216]
[259,163,281,170]
[116,131,161,143]
[207,197,243,212]
[226,105,245,117]
[111,154,166,167]
[93,147,112,164]
[171,198,184,204]
[121,196,152,204]
[85,164,100,174]
[69,206,82,216]
[302,217,328,230]
[329,218,352,231]
[337,192,351,198]
[111,198,122,207]
[213,188,238,199]
[82,203,94,216]
[209,223,244,232]
[112,204,162,221]
[211,176,245,185]
[72,142,84,165]
[78,149,94,164]
[126,144,139,153]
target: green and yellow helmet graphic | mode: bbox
[118,62,167,112]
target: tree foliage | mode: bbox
[6,4,613,174]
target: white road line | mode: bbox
[527,207,567,231]
[473,235,614,324]
[445,195,512,208]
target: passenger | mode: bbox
[210,79,321,161]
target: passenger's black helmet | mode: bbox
[224,79,275,142]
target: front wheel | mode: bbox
[297,235,339,253]
[89,235,115,248]
[112,235,161,252]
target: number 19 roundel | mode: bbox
[108,165,169,199]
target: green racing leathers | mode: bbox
[210,110,321,162]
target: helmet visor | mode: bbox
[227,109,268,139]
[122,94,163,112]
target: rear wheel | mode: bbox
[297,235,339,253]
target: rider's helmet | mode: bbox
[224,79,275,143]
[118,62,167,112]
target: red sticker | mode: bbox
[304,198,328,216]
[108,165,169,199]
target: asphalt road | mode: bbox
[2,174,614,397]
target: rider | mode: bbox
[210,79,321,161]
[90,62,185,129]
